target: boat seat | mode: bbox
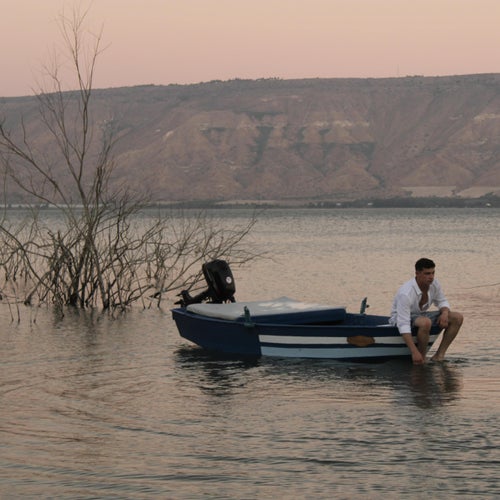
[186,296,346,324]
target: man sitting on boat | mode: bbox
[390,257,463,364]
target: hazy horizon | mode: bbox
[1,0,500,98]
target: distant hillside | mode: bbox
[1,74,500,204]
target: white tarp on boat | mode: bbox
[186,296,345,321]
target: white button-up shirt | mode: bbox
[389,278,450,334]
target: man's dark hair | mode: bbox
[415,257,435,271]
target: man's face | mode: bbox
[416,267,435,287]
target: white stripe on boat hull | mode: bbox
[259,334,440,358]
[258,334,439,346]
[261,345,421,358]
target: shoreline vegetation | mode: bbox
[4,195,500,211]
[172,195,500,209]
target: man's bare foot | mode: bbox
[431,354,445,362]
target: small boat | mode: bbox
[171,260,442,361]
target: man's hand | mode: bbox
[439,309,449,329]
[411,350,425,365]
[402,332,426,364]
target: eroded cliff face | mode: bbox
[2,74,500,203]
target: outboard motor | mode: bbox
[176,259,236,306]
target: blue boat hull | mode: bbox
[172,308,442,361]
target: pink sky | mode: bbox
[1,0,499,97]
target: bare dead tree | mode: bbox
[0,6,258,315]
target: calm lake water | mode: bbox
[1,208,499,499]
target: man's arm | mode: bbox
[394,289,424,363]
[402,332,425,364]
[395,294,412,335]
[438,306,450,329]
[433,280,451,326]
